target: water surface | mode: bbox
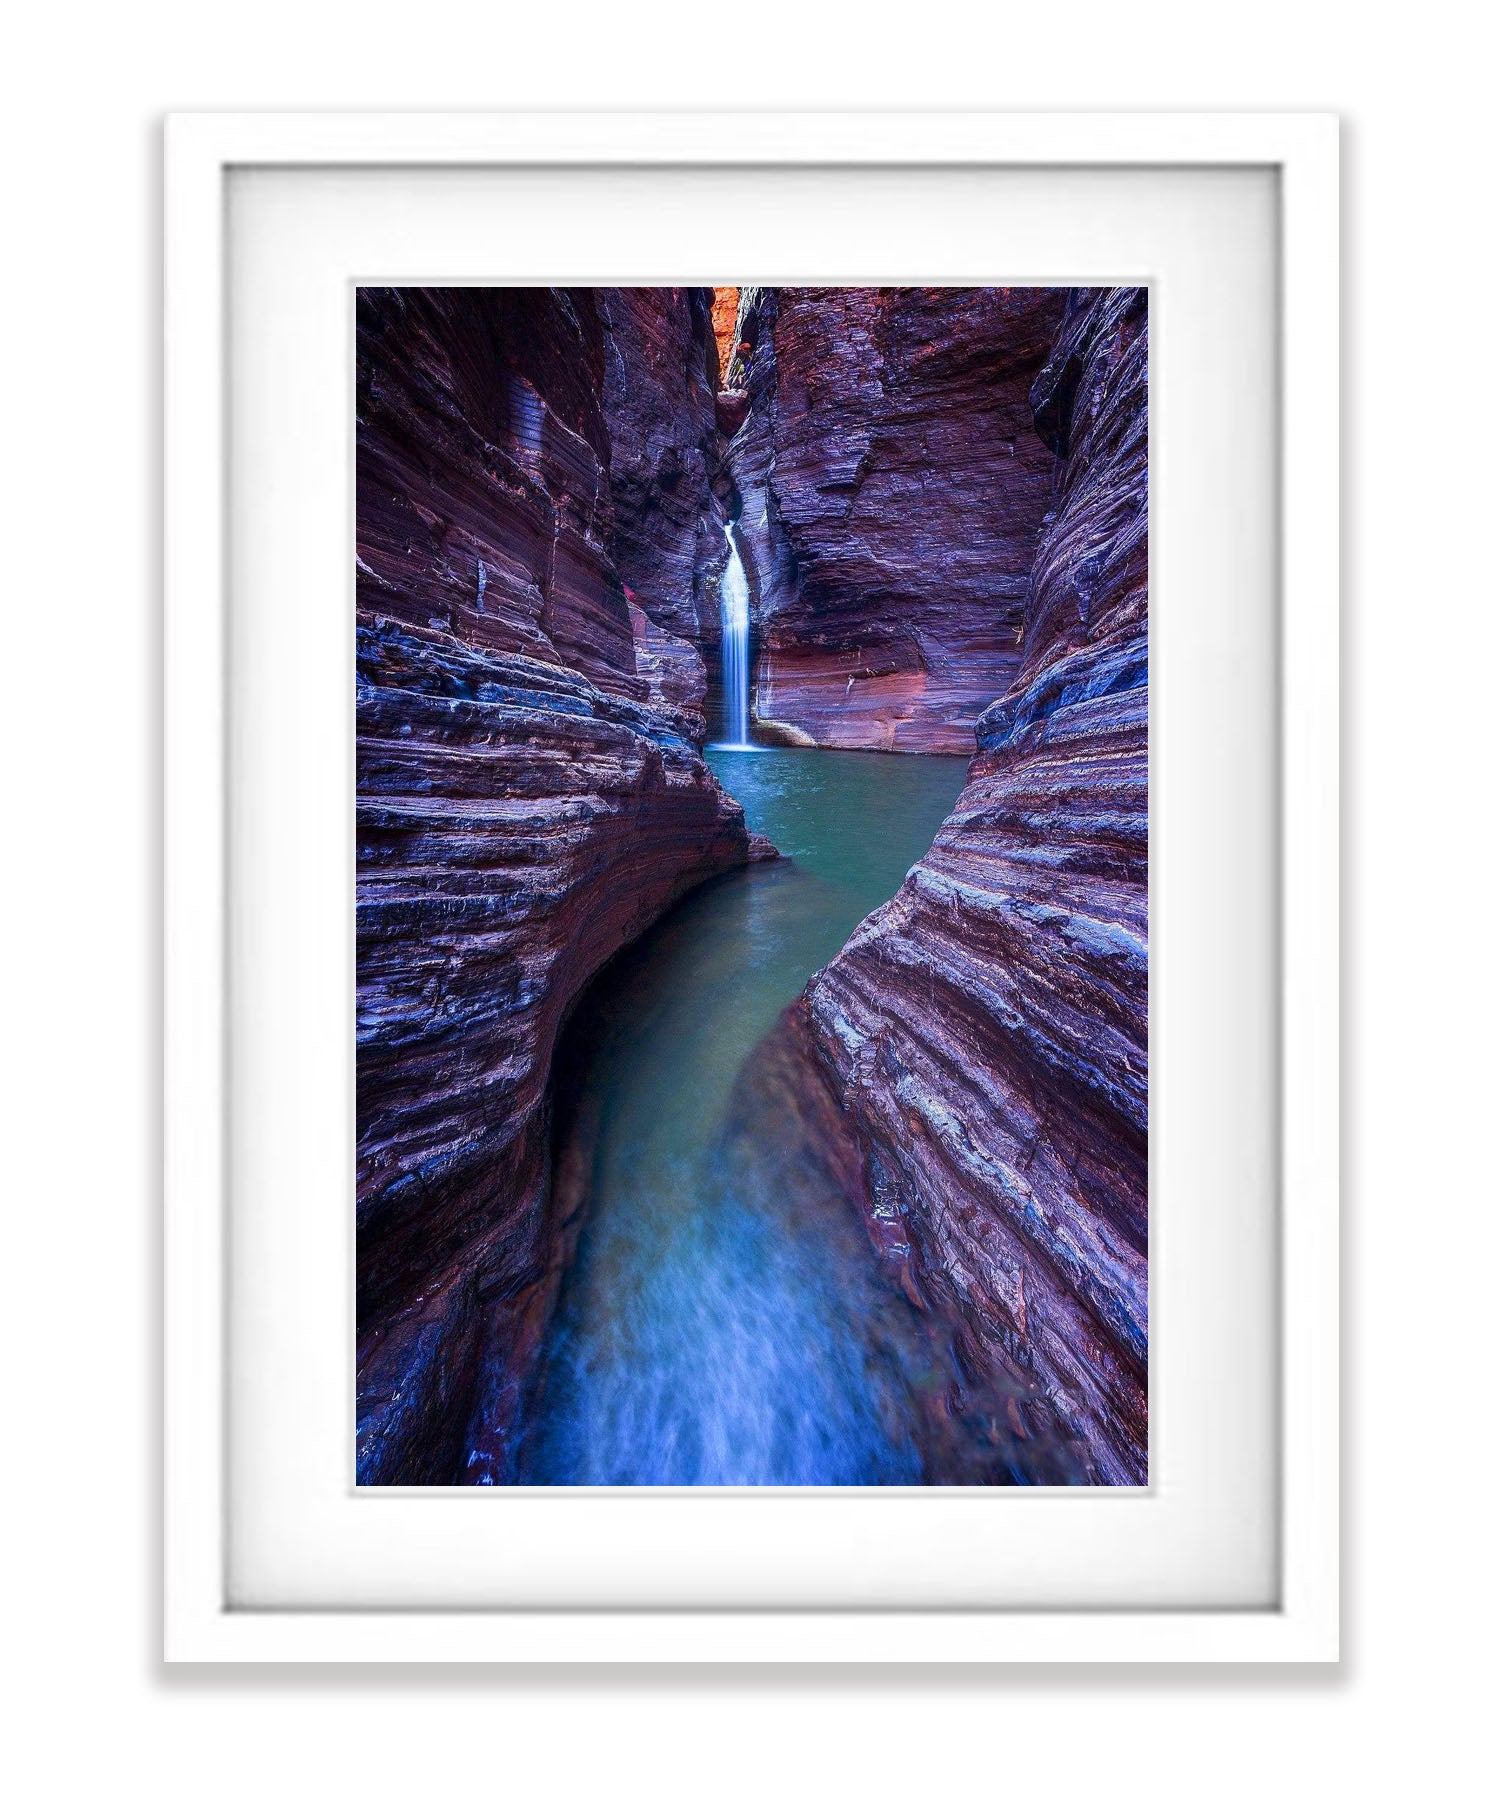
[521,747,970,1485]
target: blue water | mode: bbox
[520,747,971,1485]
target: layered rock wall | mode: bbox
[598,287,726,644]
[356,288,751,1484]
[725,286,1067,751]
[356,288,633,687]
[801,288,1149,1482]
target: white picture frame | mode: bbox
[165,111,1338,1663]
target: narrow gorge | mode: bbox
[356,283,1148,1486]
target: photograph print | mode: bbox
[355,284,1147,1486]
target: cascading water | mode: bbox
[718,523,752,746]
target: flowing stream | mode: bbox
[521,747,972,1484]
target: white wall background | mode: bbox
[2,3,1493,1792]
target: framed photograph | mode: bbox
[165,111,1338,1661]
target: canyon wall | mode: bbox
[725,286,1066,751]
[709,285,741,387]
[801,288,1149,1483]
[598,287,726,643]
[355,288,752,1484]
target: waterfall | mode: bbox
[719,524,751,747]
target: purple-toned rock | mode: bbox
[725,286,1067,751]
[598,287,725,646]
[356,288,637,692]
[627,598,708,742]
[800,288,1149,1483]
[356,289,753,1484]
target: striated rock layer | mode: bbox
[598,287,726,644]
[357,288,628,685]
[725,286,1067,751]
[801,288,1149,1483]
[355,288,752,1484]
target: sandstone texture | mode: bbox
[356,288,751,1484]
[725,286,1067,751]
[801,289,1149,1483]
[709,285,740,383]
